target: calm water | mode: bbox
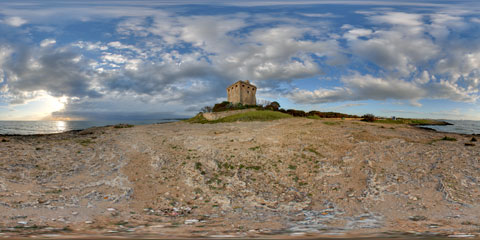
[423,120,480,135]
[0,120,181,135]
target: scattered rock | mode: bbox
[465,143,475,146]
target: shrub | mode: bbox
[362,114,377,122]
[286,109,306,117]
[201,106,213,113]
[212,101,233,112]
[471,137,477,142]
[265,101,280,111]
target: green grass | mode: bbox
[322,121,341,126]
[186,110,291,124]
[441,136,457,141]
[306,115,322,120]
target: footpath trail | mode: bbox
[0,118,479,238]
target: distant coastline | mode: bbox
[0,119,185,135]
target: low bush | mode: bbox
[286,109,306,117]
[362,114,377,122]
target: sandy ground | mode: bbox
[0,118,479,239]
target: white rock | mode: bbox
[85,221,93,224]
[184,219,199,224]
[72,212,79,216]
[448,234,475,238]
[17,221,27,225]
[107,208,116,211]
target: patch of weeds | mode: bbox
[1,138,9,142]
[471,137,477,142]
[35,147,42,151]
[78,139,94,146]
[45,189,62,194]
[238,164,245,169]
[113,124,134,128]
[441,136,457,141]
[195,162,202,170]
[249,146,260,151]
[288,165,297,170]
[299,182,308,186]
[323,121,340,126]
[193,188,203,194]
[465,143,475,146]
[246,165,261,170]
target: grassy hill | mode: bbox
[186,110,292,123]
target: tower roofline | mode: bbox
[227,80,256,89]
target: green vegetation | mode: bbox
[113,124,134,128]
[78,139,94,146]
[441,136,457,141]
[249,146,260,151]
[322,121,341,126]
[186,110,291,124]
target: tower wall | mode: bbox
[227,81,256,105]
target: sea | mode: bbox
[421,120,480,135]
[0,119,182,135]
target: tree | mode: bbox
[201,106,213,113]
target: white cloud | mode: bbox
[40,38,56,47]
[298,12,337,18]
[2,16,27,27]
[369,12,423,26]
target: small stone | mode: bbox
[184,219,199,224]
[85,221,93,224]
[17,221,28,225]
[72,212,79,216]
[409,196,418,201]
[107,208,116,211]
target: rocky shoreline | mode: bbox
[0,118,479,238]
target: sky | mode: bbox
[0,0,480,121]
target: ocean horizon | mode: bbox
[0,119,184,135]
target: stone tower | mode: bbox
[227,80,257,105]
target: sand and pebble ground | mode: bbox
[0,118,479,239]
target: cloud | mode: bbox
[289,73,425,104]
[369,12,423,26]
[298,12,337,18]
[2,16,27,27]
[40,38,56,47]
